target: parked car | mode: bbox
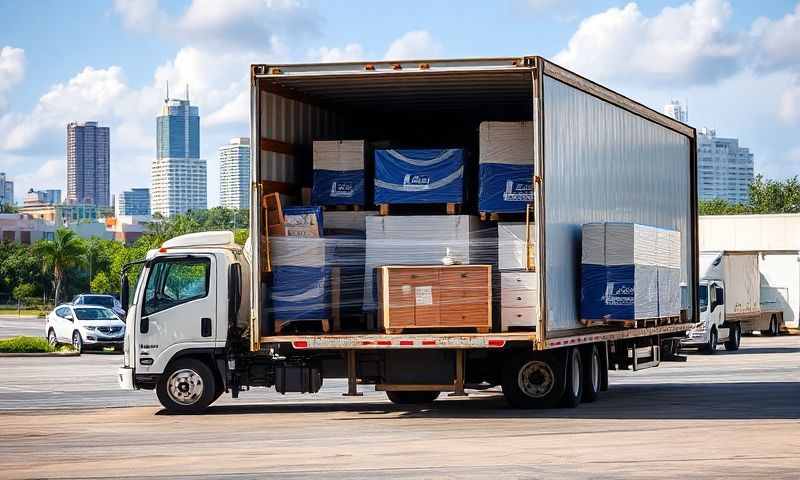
[72,294,126,318]
[46,305,126,353]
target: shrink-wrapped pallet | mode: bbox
[312,140,365,205]
[478,122,535,213]
[374,149,464,204]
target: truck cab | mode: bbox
[117,231,249,410]
[683,280,740,353]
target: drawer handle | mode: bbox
[411,274,418,279]
[516,314,523,318]
[461,273,468,278]
[516,296,522,301]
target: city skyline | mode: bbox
[2,1,799,206]
[66,121,110,207]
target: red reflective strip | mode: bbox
[487,339,506,347]
[422,340,436,346]
[399,340,414,346]
[293,341,308,349]
[376,340,392,346]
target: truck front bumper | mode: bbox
[680,330,708,347]
[117,366,135,390]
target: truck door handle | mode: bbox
[201,317,212,337]
[140,317,149,334]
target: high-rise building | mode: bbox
[697,128,754,204]
[151,87,206,216]
[0,172,13,206]
[218,137,251,209]
[67,121,110,206]
[116,188,151,216]
[24,188,61,205]
[663,100,688,123]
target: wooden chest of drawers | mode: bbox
[378,265,492,333]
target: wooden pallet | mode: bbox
[384,326,492,335]
[580,316,683,329]
[262,192,285,236]
[479,212,527,222]
[377,203,460,216]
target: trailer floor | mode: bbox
[0,335,799,479]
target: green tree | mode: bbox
[90,271,114,294]
[12,283,37,304]
[34,229,86,304]
[748,175,800,214]
[698,198,749,216]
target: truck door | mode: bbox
[135,255,216,374]
[713,283,729,339]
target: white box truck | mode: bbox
[683,251,785,353]
[117,56,699,413]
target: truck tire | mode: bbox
[761,315,778,336]
[702,328,718,355]
[581,344,601,403]
[156,358,217,414]
[560,347,583,408]
[385,391,440,405]
[502,351,566,409]
[724,323,741,351]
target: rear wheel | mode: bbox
[581,345,601,403]
[560,347,583,408]
[502,351,565,409]
[47,329,58,348]
[156,358,217,414]
[724,324,741,351]
[702,328,717,355]
[385,391,440,405]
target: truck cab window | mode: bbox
[143,258,211,316]
[698,285,708,312]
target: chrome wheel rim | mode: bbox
[167,369,204,405]
[72,333,81,352]
[571,352,581,394]
[48,332,56,347]
[518,360,555,398]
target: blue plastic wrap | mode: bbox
[478,163,534,213]
[374,149,464,204]
[581,264,660,320]
[312,169,365,205]
[271,266,330,321]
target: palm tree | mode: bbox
[34,228,85,304]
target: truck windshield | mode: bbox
[698,286,708,312]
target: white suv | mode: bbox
[46,304,126,353]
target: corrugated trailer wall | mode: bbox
[541,73,693,333]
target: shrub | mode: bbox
[0,336,74,353]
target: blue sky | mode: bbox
[1,0,799,205]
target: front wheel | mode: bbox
[156,358,217,414]
[47,329,59,348]
[502,351,565,409]
[385,391,440,405]
[702,328,717,355]
[724,324,741,351]
[72,331,83,354]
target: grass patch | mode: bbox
[0,308,47,317]
[0,336,75,353]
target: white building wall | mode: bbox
[697,128,754,204]
[218,137,251,209]
[151,158,207,217]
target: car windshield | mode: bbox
[698,285,708,312]
[74,307,117,321]
[82,295,115,308]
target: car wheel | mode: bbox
[702,328,717,355]
[47,329,59,348]
[156,358,217,414]
[72,331,83,354]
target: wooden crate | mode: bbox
[378,265,492,333]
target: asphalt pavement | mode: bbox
[0,314,45,339]
[0,317,798,479]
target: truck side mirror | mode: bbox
[121,275,130,311]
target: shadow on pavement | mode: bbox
[156,381,800,421]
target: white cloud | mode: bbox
[778,77,800,124]
[0,46,25,112]
[309,43,364,63]
[114,0,319,48]
[384,31,443,60]
[750,4,800,72]
[554,0,741,86]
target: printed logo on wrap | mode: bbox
[604,282,635,306]
[403,174,431,188]
[329,181,355,198]
[503,179,533,202]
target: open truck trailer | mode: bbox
[118,56,699,413]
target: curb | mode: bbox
[0,352,80,358]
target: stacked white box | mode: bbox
[478,122,535,166]
[323,210,379,232]
[497,222,536,271]
[500,271,538,331]
[270,237,326,267]
[313,140,365,171]
[363,215,482,309]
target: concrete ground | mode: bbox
[0,314,45,339]
[0,317,798,479]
